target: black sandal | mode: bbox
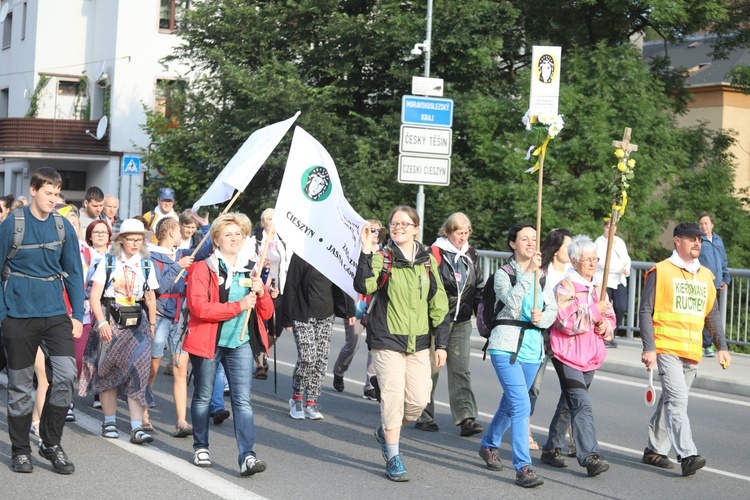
[130,427,154,444]
[254,366,268,380]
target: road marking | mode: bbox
[73,412,268,500]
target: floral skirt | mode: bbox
[78,312,154,408]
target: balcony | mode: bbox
[0,118,110,155]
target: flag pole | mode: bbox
[239,236,271,342]
[533,153,544,306]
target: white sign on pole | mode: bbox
[529,46,561,116]
[411,76,444,97]
[399,125,452,156]
[398,155,450,186]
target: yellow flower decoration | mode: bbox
[614,148,625,159]
[617,161,626,172]
[627,158,636,168]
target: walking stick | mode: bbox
[273,328,278,394]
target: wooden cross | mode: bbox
[612,127,638,155]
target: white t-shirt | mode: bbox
[91,252,160,303]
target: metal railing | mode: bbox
[476,250,749,347]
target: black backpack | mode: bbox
[476,263,546,361]
[2,208,66,284]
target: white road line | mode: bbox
[73,412,268,500]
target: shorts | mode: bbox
[151,315,184,358]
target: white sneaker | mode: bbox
[304,403,324,420]
[193,448,211,467]
[240,455,267,477]
[66,403,76,422]
[289,398,305,420]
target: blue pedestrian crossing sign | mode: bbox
[122,156,141,176]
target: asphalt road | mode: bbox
[2,321,749,499]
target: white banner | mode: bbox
[192,111,301,212]
[273,127,365,299]
[529,46,561,116]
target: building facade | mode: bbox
[0,0,189,217]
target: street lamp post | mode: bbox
[414,0,433,243]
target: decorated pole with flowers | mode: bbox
[600,127,638,301]
[525,46,562,304]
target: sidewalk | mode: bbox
[471,333,750,398]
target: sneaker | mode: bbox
[385,453,409,482]
[369,375,381,402]
[289,398,305,420]
[92,396,102,409]
[304,403,324,420]
[541,448,568,468]
[363,389,378,401]
[11,454,33,473]
[223,382,230,394]
[585,454,610,477]
[515,465,544,488]
[642,447,674,469]
[164,363,173,376]
[66,402,76,422]
[703,347,716,358]
[38,443,75,475]
[680,455,706,477]
[374,426,388,462]
[478,446,503,471]
[211,409,231,425]
[459,418,483,437]
[567,442,577,457]
[193,448,211,468]
[240,455,267,477]
[333,374,345,392]
[604,341,618,348]
[415,421,439,432]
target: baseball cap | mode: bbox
[673,222,702,238]
[158,187,175,200]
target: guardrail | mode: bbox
[476,250,748,347]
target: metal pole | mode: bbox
[416,0,433,242]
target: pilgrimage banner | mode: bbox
[192,112,300,212]
[273,127,365,299]
[529,45,562,117]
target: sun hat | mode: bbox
[112,218,154,241]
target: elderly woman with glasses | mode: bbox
[541,234,615,477]
[355,206,450,482]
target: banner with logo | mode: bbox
[273,127,365,299]
[192,112,300,212]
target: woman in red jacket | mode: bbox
[183,213,274,476]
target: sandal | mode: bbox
[173,423,193,438]
[194,448,211,468]
[102,422,119,439]
[254,366,268,380]
[141,422,155,432]
[529,436,540,451]
[130,427,154,444]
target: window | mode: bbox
[154,79,185,123]
[21,2,27,40]
[58,80,78,96]
[0,88,9,118]
[58,170,87,191]
[2,12,12,49]
[159,0,189,32]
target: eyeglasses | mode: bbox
[123,237,144,244]
[576,257,600,265]
[92,231,109,236]
[389,222,416,229]
[369,227,384,233]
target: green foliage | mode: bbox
[728,64,750,94]
[139,0,749,265]
[25,75,51,118]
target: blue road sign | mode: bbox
[122,156,141,176]
[401,95,454,128]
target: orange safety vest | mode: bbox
[645,260,716,363]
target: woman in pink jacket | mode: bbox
[540,235,615,478]
[183,213,274,476]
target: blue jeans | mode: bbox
[480,352,540,472]
[210,363,226,414]
[190,342,256,466]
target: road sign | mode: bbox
[400,125,452,156]
[401,95,453,128]
[411,76,444,97]
[122,156,141,176]
[398,155,450,186]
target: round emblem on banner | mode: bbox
[300,166,332,202]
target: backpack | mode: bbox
[476,263,546,360]
[85,253,152,298]
[2,207,67,284]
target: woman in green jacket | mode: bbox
[354,205,450,482]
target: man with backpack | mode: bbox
[0,167,84,474]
